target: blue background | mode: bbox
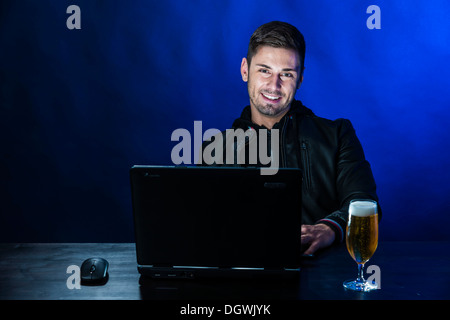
[1,0,449,242]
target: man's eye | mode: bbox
[282,73,293,78]
[259,69,270,74]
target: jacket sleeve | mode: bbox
[316,119,381,243]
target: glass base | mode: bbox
[343,279,378,292]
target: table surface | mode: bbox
[0,241,449,300]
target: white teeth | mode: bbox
[262,93,280,100]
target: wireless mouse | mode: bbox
[80,257,109,285]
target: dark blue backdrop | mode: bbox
[1,0,449,242]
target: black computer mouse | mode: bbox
[80,257,109,285]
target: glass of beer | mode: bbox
[343,199,379,291]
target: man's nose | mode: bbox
[267,74,282,90]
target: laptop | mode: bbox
[130,165,302,279]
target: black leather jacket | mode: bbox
[201,100,380,243]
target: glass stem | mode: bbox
[357,263,365,283]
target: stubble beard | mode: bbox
[249,88,291,118]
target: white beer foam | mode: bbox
[349,201,377,217]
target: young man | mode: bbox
[201,21,380,255]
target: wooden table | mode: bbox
[1,241,449,301]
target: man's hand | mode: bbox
[301,224,336,255]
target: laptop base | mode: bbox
[138,265,300,280]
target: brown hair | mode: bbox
[247,21,306,75]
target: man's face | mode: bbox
[241,46,303,119]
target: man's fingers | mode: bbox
[301,224,336,255]
[301,225,313,244]
[303,241,319,255]
[301,234,312,245]
[301,225,312,233]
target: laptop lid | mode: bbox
[130,166,302,278]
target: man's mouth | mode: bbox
[261,92,281,101]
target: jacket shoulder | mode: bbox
[304,114,354,132]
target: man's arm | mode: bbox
[302,119,380,254]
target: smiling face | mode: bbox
[241,45,303,128]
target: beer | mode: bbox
[346,201,378,264]
[343,200,379,291]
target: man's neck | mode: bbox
[250,105,290,129]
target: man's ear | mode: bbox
[241,57,249,82]
[296,68,305,90]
